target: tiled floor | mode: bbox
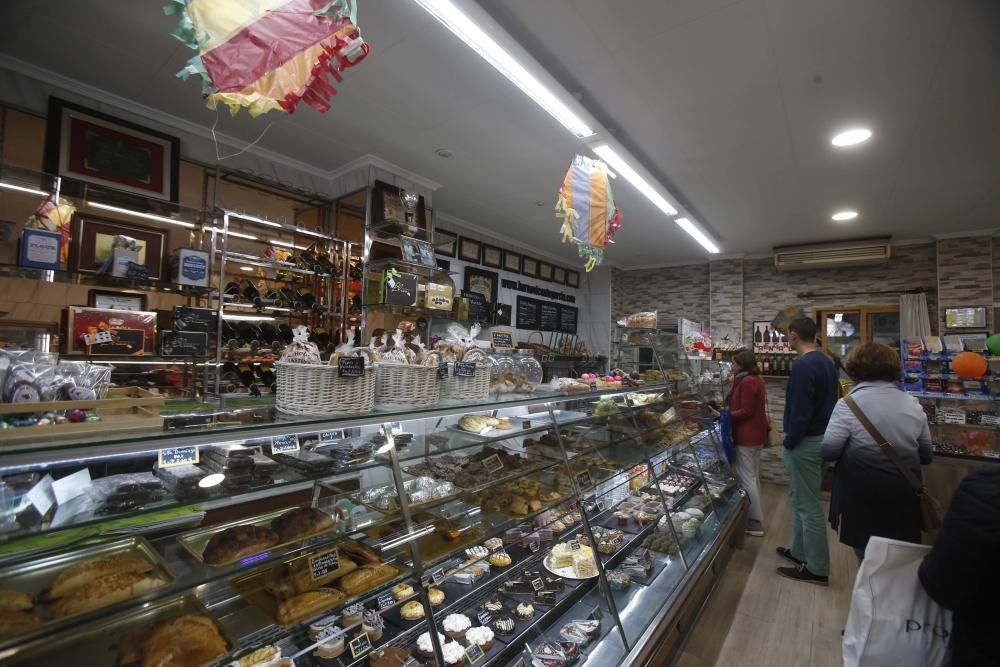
[675,484,858,667]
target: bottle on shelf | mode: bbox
[762,355,771,374]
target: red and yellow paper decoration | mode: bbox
[555,155,622,271]
[166,0,369,116]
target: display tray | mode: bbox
[0,535,174,645]
[177,505,342,567]
[0,594,236,667]
[382,594,446,631]
[350,478,462,514]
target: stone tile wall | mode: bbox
[613,263,710,326]
[709,258,744,340]
[937,236,994,332]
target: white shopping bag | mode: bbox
[843,537,952,667]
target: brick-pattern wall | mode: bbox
[614,263,710,325]
[709,258,744,340]
[761,378,790,484]
[937,236,993,332]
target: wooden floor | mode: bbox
[675,484,858,667]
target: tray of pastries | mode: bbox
[0,536,173,642]
[1,594,233,667]
[177,504,341,567]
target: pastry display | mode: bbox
[264,552,358,599]
[624,311,658,329]
[400,600,425,620]
[276,588,346,625]
[492,615,515,635]
[441,613,471,640]
[138,614,228,667]
[515,602,534,619]
[452,561,489,584]
[358,477,456,512]
[465,625,495,650]
[415,632,447,659]
[427,587,445,605]
[339,563,401,596]
[202,525,280,565]
[392,583,414,600]
[442,640,466,665]
[488,551,512,567]
[269,507,335,543]
[606,570,631,590]
[457,414,513,433]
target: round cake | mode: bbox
[415,632,446,659]
[441,613,471,640]
[465,626,495,651]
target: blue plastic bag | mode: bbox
[719,409,737,463]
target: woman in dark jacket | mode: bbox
[727,350,769,536]
[821,343,933,562]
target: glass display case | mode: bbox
[0,333,745,667]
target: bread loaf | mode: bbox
[338,563,399,596]
[0,590,33,613]
[270,507,334,543]
[0,610,42,637]
[276,588,346,625]
[202,525,279,565]
[51,555,153,598]
[336,539,381,566]
[263,552,358,599]
[53,570,168,618]
[140,614,228,667]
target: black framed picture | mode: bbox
[552,266,566,285]
[87,289,148,311]
[459,236,482,263]
[464,266,499,308]
[566,270,580,288]
[481,243,503,269]
[522,256,539,278]
[503,249,521,274]
[435,228,457,257]
[400,237,436,267]
[537,262,554,282]
[371,180,427,229]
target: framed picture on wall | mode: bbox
[522,256,539,278]
[464,267,499,308]
[400,237,436,267]
[566,270,580,288]
[87,289,148,311]
[552,266,566,285]
[458,236,482,263]
[44,97,180,202]
[481,243,503,269]
[435,228,457,257]
[503,249,522,274]
[71,215,166,279]
[371,180,427,230]
[537,262,554,282]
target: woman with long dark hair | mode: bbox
[726,349,769,536]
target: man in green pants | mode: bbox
[776,317,838,585]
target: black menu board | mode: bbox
[516,296,540,330]
[539,302,560,331]
[462,290,491,323]
[558,305,578,334]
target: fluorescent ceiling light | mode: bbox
[411,0,594,138]
[239,266,254,272]
[674,217,720,254]
[228,211,282,228]
[592,145,678,216]
[0,182,49,197]
[90,202,195,228]
[207,227,258,240]
[270,239,309,251]
[831,128,872,147]
[831,210,858,221]
[222,313,275,322]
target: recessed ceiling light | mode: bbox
[831,128,872,147]
[832,210,858,221]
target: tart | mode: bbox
[442,641,466,665]
[392,583,415,600]
[465,625,495,651]
[427,587,446,605]
[488,552,512,567]
[400,601,425,620]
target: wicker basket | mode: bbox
[275,361,375,415]
[374,363,440,408]
[439,362,491,401]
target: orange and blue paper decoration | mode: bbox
[555,155,622,272]
[165,0,369,117]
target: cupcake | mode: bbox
[442,613,472,641]
[415,632,447,659]
[465,626,495,651]
[362,610,385,641]
[309,615,338,640]
[342,602,365,626]
[312,626,345,665]
[515,602,534,619]
[392,583,415,600]
[442,641,466,666]
[492,616,515,635]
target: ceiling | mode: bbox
[1,0,999,266]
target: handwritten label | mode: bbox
[349,633,372,659]
[271,434,299,454]
[531,577,545,592]
[431,568,445,585]
[465,643,485,664]
[491,330,515,350]
[981,414,1000,426]
[338,356,365,377]
[482,454,504,474]
[595,499,606,512]
[576,470,593,489]
[378,592,395,609]
[320,430,344,442]
[309,548,340,581]
[158,446,199,468]
[569,540,582,551]
[455,361,477,378]
[438,362,450,379]
[478,609,493,626]
[529,540,540,553]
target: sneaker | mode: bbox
[746,520,765,537]
[775,546,805,566]
[777,564,829,586]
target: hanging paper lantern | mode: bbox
[951,351,987,379]
[986,334,1000,356]
[166,0,370,117]
[555,155,622,272]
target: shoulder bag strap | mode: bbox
[843,395,925,496]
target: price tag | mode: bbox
[981,414,1000,426]
[349,633,372,659]
[569,540,582,551]
[271,434,299,454]
[576,470,593,489]
[320,430,344,442]
[481,454,504,474]
[531,577,545,592]
[431,568,445,585]
[595,499,606,512]
[529,540,540,553]
[464,643,485,664]
[478,610,492,626]
[158,446,199,468]
[338,355,365,377]
[455,361,477,378]
[309,548,340,581]
[378,591,395,609]
[420,572,433,588]
[491,330,515,350]
[438,362,450,379]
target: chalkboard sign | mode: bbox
[516,296,540,330]
[158,446,199,468]
[539,302,560,331]
[377,591,395,609]
[482,454,504,474]
[464,643,485,665]
[455,361,477,377]
[596,499,606,512]
[558,305,578,334]
[531,577,545,592]
[320,430,343,442]
[338,356,365,377]
[349,632,372,659]
[437,362,449,379]
[478,610,492,626]
[569,539,582,551]
[491,330,515,349]
[271,434,299,454]
[529,539,540,553]
[309,548,340,581]
[462,290,491,323]
[384,270,417,306]
[576,470,593,489]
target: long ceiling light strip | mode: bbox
[675,217,720,254]
[89,202,196,229]
[0,182,49,197]
[592,145,678,216]
[410,0,594,138]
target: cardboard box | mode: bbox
[62,307,157,356]
[382,270,417,306]
[19,228,62,270]
[111,245,141,277]
[173,306,217,333]
[170,248,210,287]
[420,281,454,311]
[160,330,209,357]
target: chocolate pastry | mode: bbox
[492,616,515,635]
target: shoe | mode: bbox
[776,546,805,566]
[777,564,829,586]
[746,520,765,537]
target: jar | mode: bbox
[516,349,543,392]
[489,349,518,394]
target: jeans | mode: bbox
[734,445,764,523]
[782,435,830,576]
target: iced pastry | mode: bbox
[515,602,534,619]
[442,641,466,665]
[573,552,599,578]
[342,602,365,626]
[465,545,489,560]
[606,570,631,590]
[362,610,385,641]
[483,537,503,550]
[492,616,515,635]
[392,583,414,600]
[415,632,447,659]
[442,613,471,640]
[309,615,338,640]
[488,552,512,567]
[484,598,504,613]
[465,625,494,650]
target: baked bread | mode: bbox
[0,611,42,637]
[270,507,334,543]
[53,571,168,618]
[337,563,399,596]
[202,525,279,565]
[51,555,153,599]
[263,552,358,599]
[336,539,381,566]
[458,415,490,433]
[0,590,33,613]
[276,588,346,625]
[139,613,227,667]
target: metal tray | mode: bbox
[0,535,174,645]
[0,594,235,666]
[177,504,341,567]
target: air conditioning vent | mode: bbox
[773,239,891,271]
